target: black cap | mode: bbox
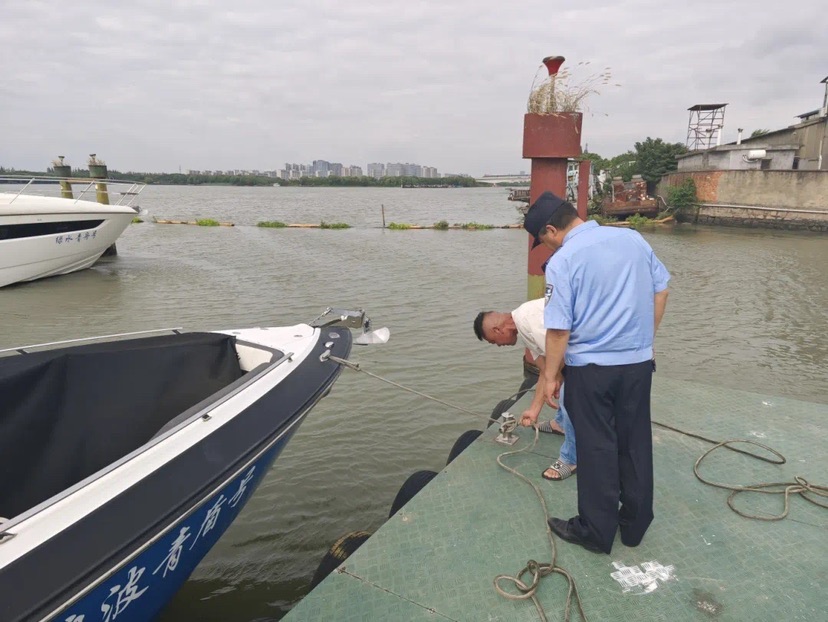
[523,191,568,248]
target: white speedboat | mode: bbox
[0,309,388,622]
[0,176,146,288]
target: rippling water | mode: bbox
[1,185,825,620]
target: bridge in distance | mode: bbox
[473,174,530,184]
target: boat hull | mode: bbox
[54,434,291,622]
[0,326,352,622]
[0,206,135,288]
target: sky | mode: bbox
[2,0,825,177]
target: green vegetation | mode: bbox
[196,218,221,227]
[433,220,450,230]
[751,129,771,138]
[665,178,699,221]
[582,138,686,184]
[626,213,655,230]
[588,214,618,225]
[633,138,687,184]
[320,221,351,229]
[387,222,413,230]
[131,217,143,224]
[257,220,287,228]
[457,222,494,230]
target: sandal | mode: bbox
[537,421,564,436]
[542,459,577,481]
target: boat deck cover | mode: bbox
[0,333,242,518]
[285,377,827,621]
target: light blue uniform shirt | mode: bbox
[544,220,670,366]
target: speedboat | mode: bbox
[0,176,145,288]
[0,309,389,622]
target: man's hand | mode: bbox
[519,408,540,428]
[544,374,562,408]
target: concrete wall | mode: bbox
[659,170,828,231]
[678,147,797,171]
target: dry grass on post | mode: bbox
[527,61,616,114]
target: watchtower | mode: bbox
[686,104,727,150]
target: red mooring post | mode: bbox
[522,56,586,302]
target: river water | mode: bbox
[1,186,826,620]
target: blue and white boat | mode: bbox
[0,310,387,621]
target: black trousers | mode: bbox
[563,360,654,553]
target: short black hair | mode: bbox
[547,201,578,229]
[473,311,491,341]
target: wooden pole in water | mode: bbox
[381,204,386,228]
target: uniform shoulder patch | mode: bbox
[544,284,554,304]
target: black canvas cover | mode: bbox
[0,332,243,518]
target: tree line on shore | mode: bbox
[0,167,479,188]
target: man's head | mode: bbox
[473,311,518,346]
[523,191,580,252]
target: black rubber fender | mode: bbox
[309,530,372,589]
[388,470,438,517]
[446,430,483,464]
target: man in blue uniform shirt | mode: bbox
[524,191,670,554]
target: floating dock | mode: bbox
[284,377,826,621]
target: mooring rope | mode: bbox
[326,355,503,427]
[492,420,587,622]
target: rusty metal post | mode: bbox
[577,160,590,219]
[522,56,583,302]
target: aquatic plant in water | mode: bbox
[320,221,351,229]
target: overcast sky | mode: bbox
[2,0,825,176]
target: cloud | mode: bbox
[1,0,824,175]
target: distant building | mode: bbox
[385,163,404,177]
[367,163,385,178]
[312,160,330,177]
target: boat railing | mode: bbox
[0,328,183,356]
[0,175,147,208]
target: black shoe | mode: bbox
[548,517,605,554]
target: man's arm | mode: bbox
[543,329,569,407]
[654,289,669,334]
[519,355,559,427]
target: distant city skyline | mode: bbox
[186,159,459,179]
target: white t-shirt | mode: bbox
[511,298,547,361]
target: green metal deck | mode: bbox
[285,377,827,621]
